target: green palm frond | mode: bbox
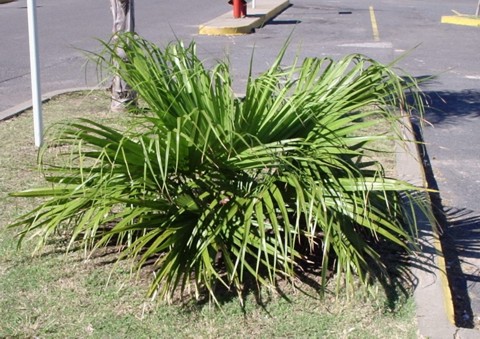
[10,33,430,303]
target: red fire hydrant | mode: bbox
[228,0,247,18]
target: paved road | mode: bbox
[2,1,478,110]
[1,1,478,105]
[0,0,227,112]
[1,0,480,331]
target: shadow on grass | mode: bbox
[180,239,422,317]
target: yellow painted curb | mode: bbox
[199,19,259,35]
[199,0,290,35]
[441,15,480,27]
[433,234,456,324]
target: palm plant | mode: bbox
[11,34,428,303]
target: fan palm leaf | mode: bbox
[11,34,429,302]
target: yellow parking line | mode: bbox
[369,6,380,41]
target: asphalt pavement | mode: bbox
[1,0,479,337]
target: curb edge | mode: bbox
[396,116,457,337]
[199,0,290,35]
[0,87,104,122]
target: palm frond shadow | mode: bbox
[446,208,480,257]
[422,89,480,126]
[441,207,480,328]
[412,112,479,328]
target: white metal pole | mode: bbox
[252,0,256,9]
[27,0,43,148]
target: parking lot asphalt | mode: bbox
[1,1,479,337]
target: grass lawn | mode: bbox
[0,91,418,338]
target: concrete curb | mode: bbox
[397,117,480,338]
[0,87,103,122]
[199,0,290,35]
[396,116,457,337]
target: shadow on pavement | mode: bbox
[266,19,302,25]
[422,89,480,126]
[445,208,480,327]
[412,115,480,328]
[442,207,480,329]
